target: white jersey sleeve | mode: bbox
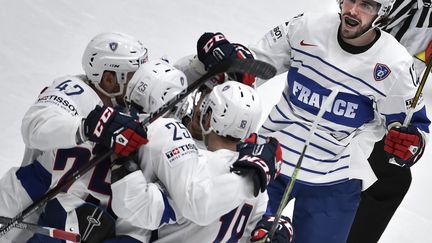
[174,54,206,86]
[21,75,102,150]
[0,167,33,218]
[249,17,300,87]
[111,170,170,230]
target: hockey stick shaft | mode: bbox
[403,40,432,126]
[0,216,81,242]
[0,58,276,237]
[267,89,340,241]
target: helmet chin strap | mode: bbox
[358,22,376,38]
[110,97,119,107]
[199,111,212,136]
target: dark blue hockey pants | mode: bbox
[266,176,362,243]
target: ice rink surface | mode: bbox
[0,1,430,241]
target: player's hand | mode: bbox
[250,215,294,243]
[231,133,282,197]
[384,123,425,168]
[84,105,148,156]
[196,32,256,86]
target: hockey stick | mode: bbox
[142,58,277,124]
[0,216,81,242]
[0,58,276,237]
[266,89,340,242]
[402,40,432,126]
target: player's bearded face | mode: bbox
[340,0,379,39]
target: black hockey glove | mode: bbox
[196,32,255,86]
[384,124,425,168]
[250,215,294,243]
[84,105,148,156]
[110,155,140,183]
[230,133,282,197]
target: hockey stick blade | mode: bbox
[0,58,276,237]
[0,216,81,242]
[225,58,277,80]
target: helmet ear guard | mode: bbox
[82,32,148,97]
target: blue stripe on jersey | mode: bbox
[280,92,336,133]
[384,107,430,133]
[279,173,350,186]
[261,124,276,133]
[287,68,375,128]
[262,116,349,148]
[159,189,176,226]
[291,47,386,97]
[291,59,362,97]
[281,90,355,138]
[280,143,350,164]
[278,130,337,156]
[16,160,52,202]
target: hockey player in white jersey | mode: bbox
[173,40,295,243]
[150,81,280,243]
[195,0,430,242]
[109,62,283,242]
[0,32,148,242]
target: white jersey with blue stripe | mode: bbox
[152,148,267,243]
[111,117,263,242]
[250,12,430,188]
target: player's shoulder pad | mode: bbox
[148,117,199,167]
[36,75,100,116]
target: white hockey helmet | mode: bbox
[82,32,148,97]
[125,59,187,115]
[200,81,262,140]
[337,0,395,28]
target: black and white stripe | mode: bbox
[383,0,432,41]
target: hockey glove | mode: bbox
[384,124,425,168]
[250,215,294,243]
[426,39,432,64]
[196,32,256,86]
[231,133,282,197]
[84,105,148,156]
[110,155,140,183]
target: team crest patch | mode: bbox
[373,63,391,81]
[109,42,118,52]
